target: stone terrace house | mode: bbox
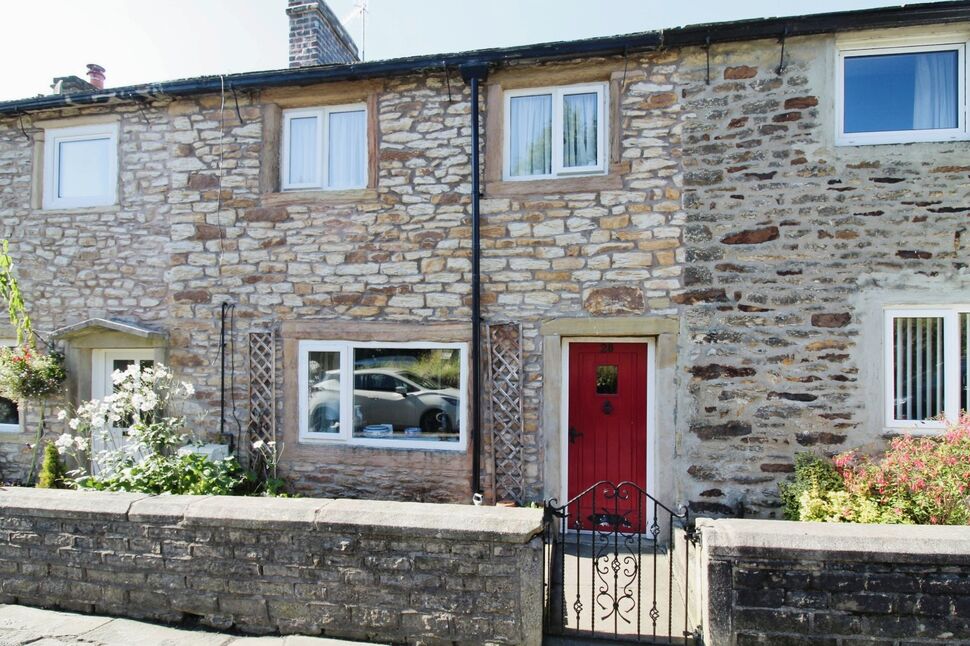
[0,0,968,517]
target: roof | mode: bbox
[52,318,167,341]
[1,1,969,116]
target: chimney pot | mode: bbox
[86,63,106,90]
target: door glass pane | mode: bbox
[508,94,552,177]
[596,365,618,394]
[352,347,461,442]
[287,116,318,185]
[844,50,959,133]
[327,109,366,189]
[892,316,945,421]
[563,92,598,168]
[111,359,155,428]
[58,137,110,198]
[306,351,341,434]
[0,396,18,426]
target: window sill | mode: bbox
[37,204,121,215]
[0,424,23,435]
[263,188,378,206]
[836,133,970,147]
[485,162,628,197]
[298,435,466,452]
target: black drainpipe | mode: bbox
[460,61,489,500]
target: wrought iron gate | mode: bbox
[543,481,699,644]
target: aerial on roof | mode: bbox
[0,0,968,116]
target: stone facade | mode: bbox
[0,488,544,645]
[698,518,970,645]
[0,21,967,512]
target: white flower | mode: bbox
[56,409,68,421]
[252,440,265,450]
[267,441,276,448]
[68,418,80,430]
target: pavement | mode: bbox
[0,605,375,646]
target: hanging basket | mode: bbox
[0,346,67,401]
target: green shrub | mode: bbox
[785,414,970,525]
[778,452,844,520]
[75,453,244,495]
[36,442,65,489]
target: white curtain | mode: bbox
[58,137,110,198]
[913,51,957,130]
[563,92,598,168]
[328,110,366,189]
[287,116,318,185]
[509,94,552,177]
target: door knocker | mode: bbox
[602,400,614,415]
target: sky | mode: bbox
[0,0,946,102]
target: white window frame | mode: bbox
[281,103,368,191]
[884,306,968,432]
[0,339,20,433]
[503,82,608,181]
[298,340,468,451]
[836,33,969,146]
[43,123,119,209]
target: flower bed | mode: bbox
[781,413,970,524]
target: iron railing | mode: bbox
[543,480,698,644]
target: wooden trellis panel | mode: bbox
[486,321,525,504]
[248,331,276,461]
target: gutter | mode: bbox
[2,1,969,117]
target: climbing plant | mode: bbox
[0,240,33,347]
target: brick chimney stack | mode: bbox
[287,0,359,68]
[86,64,106,89]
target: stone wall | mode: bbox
[0,487,544,645]
[0,21,968,510]
[698,518,970,645]
[673,29,970,517]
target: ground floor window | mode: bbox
[0,339,19,433]
[885,307,969,430]
[299,340,467,450]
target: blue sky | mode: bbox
[0,0,943,101]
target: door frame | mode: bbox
[560,336,657,505]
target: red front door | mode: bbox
[567,342,648,531]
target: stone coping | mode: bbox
[699,518,970,564]
[0,487,544,543]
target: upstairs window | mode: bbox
[43,123,119,209]
[504,83,607,180]
[837,39,967,145]
[885,307,969,431]
[281,104,367,190]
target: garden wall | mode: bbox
[698,518,970,645]
[0,488,544,645]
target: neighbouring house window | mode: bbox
[281,104,367,190]
[299,340,466,450]
[0,339,19,433]
[885,308,970,430]
[43,123,119,209]
[837,39,968,145]
[504,83,607,180]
